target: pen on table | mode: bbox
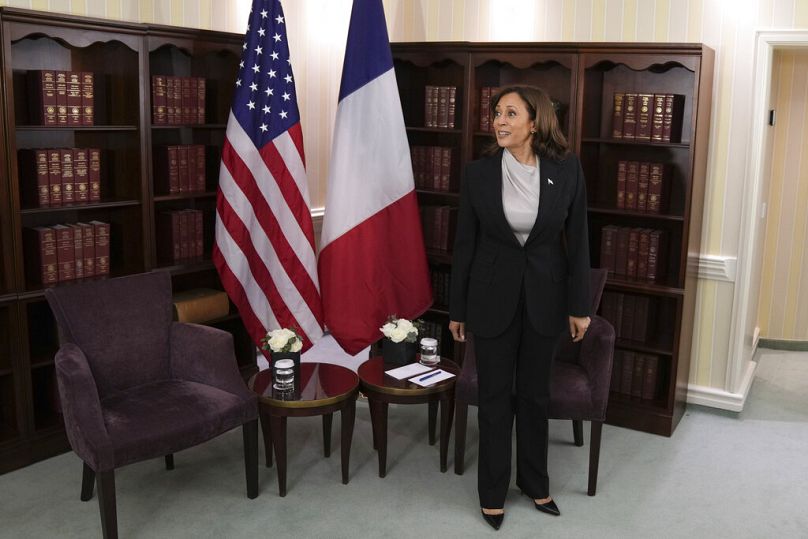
[417,370,442,382]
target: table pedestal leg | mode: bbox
[439,389,455,473]
[270,415,287,496]
[369,399,389,477]
[259,407,273,468]
[341,394,356,484]
[428,401,438,445]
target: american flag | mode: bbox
[213,0,323,352]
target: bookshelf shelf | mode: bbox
[393,41,713,436]
[0,7,254,473]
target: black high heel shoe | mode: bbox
[480,509,504,530]
[520,490,560,516]
[532,497,560,516]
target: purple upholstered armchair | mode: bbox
[45,271,259,539]
[453,268,615,496]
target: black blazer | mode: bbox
[449,149,590,338]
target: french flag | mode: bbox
[318,0,432,355]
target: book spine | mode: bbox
[611,350,623,394]
[24,227,58,285]
[195,145,206,192]
[197,78,206,124]
[646,230,663,282]
[622,93,637,140]
[480,86,491,132]
[78,222,95,277]
[60,148,75,204]
[635,94,653,141]
[614,227,629,277]
[625,161,639,210]
[621,294,636,346]
[152,75,167,125]
[651,94,665,142]
[620,351,635,396]
[641,355,659,400]
[424,85,434,128]
[47,149,63,206]
[637,161,650,212]
[88,148,101,202]
[193,209,204,258]
[637,229,651,281]
[663,94,685,143]
[55,71,68,125]
[632,296,649,342]
[67,224,84,279]
[27,70,58,125]
[626,228,639,279]
[447,86,457,129]
[177,145,189,193]
[612,92,624,138]
[73,148,89,203]
[600,225,616,276]
[67,72,82,125]
[616,160,627,209]
[181,77,193,124]
[53,224,75,281]
[440,147,451,191]
[437,86,449,128]
[90,220,110,276]
[179,210,190,259]
[18,149,50,207]
[631,353,645,398]
[647,162,665,214]
[81,72,94,125]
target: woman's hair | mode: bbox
[483,85,569,161]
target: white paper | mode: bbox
[408,369,456,387]
[385,362,434,380]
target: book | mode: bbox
[631,353,645,398]
[88,148,101,202]
[17,149,50,207]
[646,230,665,282]
[600,225,617,276]
[81,72,94,125]
[612,92,625,138]
[647,162,668,214]
[89,220,110,276]
[424,85,437,127]
[625,161,639,210]
[437,86,449,128]
[154,145,179,194]
[192,209,203,258]
[620,351,636,396]
[27,70,58,125]
[651,94,665,142]
[47,149,62,206]
[66,224,84,279]
[178,145,190,193]
[172,288,230,323]
[60,149,75,204]
[67,71,82,125]
[637,161,650,212]
[616,160,627,209]
[641,355,659,400]
[626,228,639,279]
[662,94,685,143]
[196,77,206,124]
[480,86,492,131]
[621,294,636,341]
[73,148,89,203]
[622,93,637,140]
[632,295,650,342]
[52,224,75,282]
[55,71,68,125]
[152,75,167,125]
[614,227,629,277]
[158,211,181,263]
[194,145,206,191]
[77,222,95,277]
[611,350,623,393]
[637,229,651,281]
[23,227,58,285]
[635,94,653,141]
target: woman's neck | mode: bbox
[508,145,535,166]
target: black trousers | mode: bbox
[474,295,559,508]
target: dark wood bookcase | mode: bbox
[0,8,255,473]
[391,42,713,437]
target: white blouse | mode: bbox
[501,148,540,246]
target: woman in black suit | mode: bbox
[448,86,591,530]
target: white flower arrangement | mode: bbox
[261,327,303,353]
[380,315,420,344]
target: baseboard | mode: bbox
[758,338,808,351]
[686,359,758,412]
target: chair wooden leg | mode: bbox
[572,420,584,447]
[588,420,603,496]
[322,413,333,457]
[164,454,174,470]
[243,419,259,499]
[96,470,117,539]
[428,400,438,445]
[454,402,468,475]
[80,462,95,501]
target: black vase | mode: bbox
[382,340,417,366]
[270,351,301,387]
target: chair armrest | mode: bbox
[576,316,616,416]
[54,343,114,471]
[169,322,255,401]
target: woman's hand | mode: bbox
[568,315,591,342]
[449,320,466,342]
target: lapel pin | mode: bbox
[547,178,554,185]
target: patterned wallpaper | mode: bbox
[2,0,807,393]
